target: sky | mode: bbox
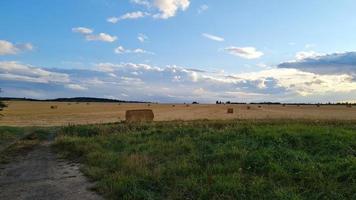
[1,0,356,103]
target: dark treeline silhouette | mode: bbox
[216,101,246,105]
[0,89,7,114]
[0,97,150,104]
[216,100,355,106]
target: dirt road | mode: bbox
[0,142,102,200]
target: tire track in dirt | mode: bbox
[0,142,103,200]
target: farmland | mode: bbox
[1,101,356,199]
[1,101,356,126]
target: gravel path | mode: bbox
[0,142,103,200]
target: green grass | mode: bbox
[0,127,26,147]
[0,127,55,164]
[0,127,53,148]
[53,120,356,200]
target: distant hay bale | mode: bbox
[172,105,175,107]
[125,109,154,122]
[86,103,90,105]
[186,104,190,107]
[227,108,234,114]
[346,104,352,108]
[316,104,320,107]
[258,105,262,108]
[247,106,251,110]
[147,104,151,107]
[282,104,286,107]
[50,105,58,109]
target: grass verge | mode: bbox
[53,120,356,199]
[0,127,55,164]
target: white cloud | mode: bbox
[107,11,149,24]
[198,4,209,14]
[91,62,356,101]
[256,63,269,68]
[295,51,322,60]
[129,0,191,19]
[72,27,93,35]
[4,55,356,103]
[107,17,119,24]
[72,27,117,42]
[225,46,264,59]
[66,84,88,91]
[114,46,154,54]
[202,33,224,42]
[233,68,356,96]
[19,43,34,51]
[153,0,190,19]
[138,33,148,43]
[130,0,151,7]
[0,61,70,83]
[0,40,18,55]
[0,40,33,55]
[114,46,126,54]
[86,33,117,42]
[279,51,356,75]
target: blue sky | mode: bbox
[1,0,356,103]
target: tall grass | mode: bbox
[0,127,26,147]
[54,120,356,200]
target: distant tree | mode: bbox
[0,88,6,112]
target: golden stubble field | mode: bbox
[0,101,356,126]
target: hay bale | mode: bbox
[227,108,234,114]
[50,105,58,109]
[172,105,175,107]
[125,109,154,122]
[247,106,251,110]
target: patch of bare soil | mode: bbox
[0,142,103,200]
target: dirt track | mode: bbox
[0,142,102,200]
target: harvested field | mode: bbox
[1,101,356,126]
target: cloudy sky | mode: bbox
[1,0,356,103]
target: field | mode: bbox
[1,101,356,126]
[1,101,356,199]
[54,120,356,199]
